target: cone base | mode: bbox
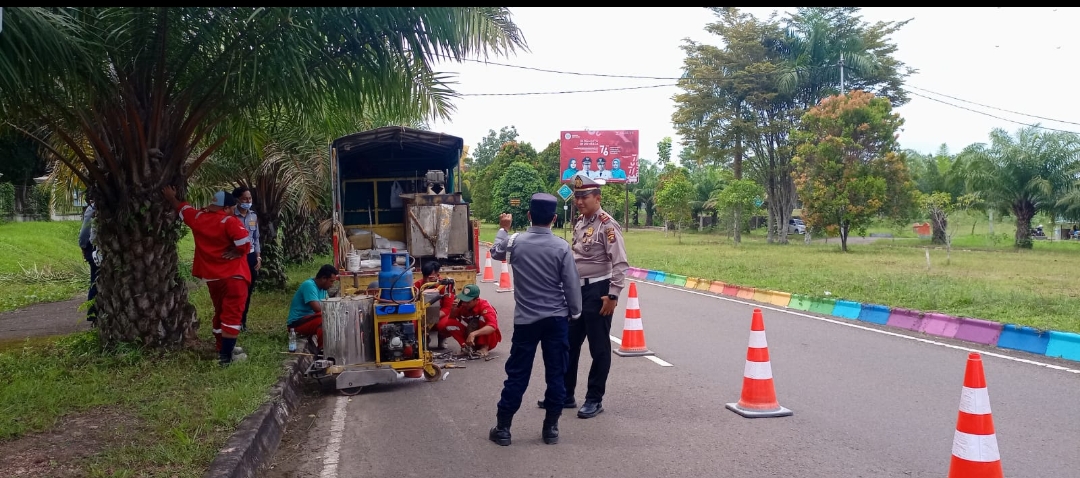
[725,402,793,418]
[481,278,496,283]
[496,288,514,293]
[614,348,655,357]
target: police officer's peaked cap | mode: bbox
[573,173,605,196]
[530,193,558,219]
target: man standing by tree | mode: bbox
[232,187,261,332]
[78,198,99,326]
[163,186,251,366]
[538,173,629,419]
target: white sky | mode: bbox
[431,7,1080,162]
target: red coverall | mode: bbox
[438,298,502,351]
[177,203,251,349]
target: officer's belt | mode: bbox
[580,273,612,287]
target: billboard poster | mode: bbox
[559,130,639,184]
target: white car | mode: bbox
[787,218,806,235]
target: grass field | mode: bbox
[479,213,1080,334]
[0,220,321,477]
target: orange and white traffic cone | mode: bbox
[480,251,496,283]
[496,260,514,293]
[726,308,793,418]
[614,282,654,357]
[947,352,1003,478]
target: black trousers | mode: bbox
[81,246,98,322]
[565,279,613,403]
[241,252,258,328]
[497,316,570,419]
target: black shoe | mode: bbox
[537,398,577,409]
[577,401,603,419]
[542,423,559,445]
[488,425,511,446]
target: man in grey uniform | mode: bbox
[78,199,99,325]
[489,193,582,446]
[538,172,629,419]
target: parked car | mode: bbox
[787,218,806,235]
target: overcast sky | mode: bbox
[430,7,1079,162]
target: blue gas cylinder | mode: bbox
[378,251,414,302]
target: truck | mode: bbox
[328,126,480,297]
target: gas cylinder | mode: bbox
[378,250,414,302]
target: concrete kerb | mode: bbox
[204,354,313,478]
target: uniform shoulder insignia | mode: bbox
[599,213,611,224]
[575,214,584,222]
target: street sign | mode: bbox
[754,198,764,208]
[509,198,521,206]
[557,184,573,201]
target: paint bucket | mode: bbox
[346,253,361,272]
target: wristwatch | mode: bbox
[606,294,618,302]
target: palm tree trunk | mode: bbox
[95,197,199,348]
[1013,201,1035,249]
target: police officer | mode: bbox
[489,193,582,446]
[537,172,629,419]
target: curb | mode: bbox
[624,266,1080,364]
[204,353,313,478]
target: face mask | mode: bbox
[239,202,252,210]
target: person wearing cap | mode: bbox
[580,156,594,179]
[162,186,252,366]
[488,193,582,447]
[594,157,613,180]
[78,198,99,326]
[537,172,629,419]
[232,187,261,332]
[439,283,501,357]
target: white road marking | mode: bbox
[320,395,349,478]
[609,334,674,367]
[631,279,1080,375]
[646,355,674,367]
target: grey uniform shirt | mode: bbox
[235,209,261,254]
[491,226,582,325]
[572,207,629,297]
[79,204,96,249]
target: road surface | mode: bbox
[266,279,1080,478]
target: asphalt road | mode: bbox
[265,279,1080,478]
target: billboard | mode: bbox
[559,130,639,184]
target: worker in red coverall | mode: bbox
[163,186,251,366]
[439,284,501,357]
[415,260,455,349]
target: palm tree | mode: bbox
[960,126,1080,249]
[0,7,526,348]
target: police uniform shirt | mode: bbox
[235,209,261,254]
[572,206,629,297]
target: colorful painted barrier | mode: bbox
[788,294,813,311]
[808,297,836,315]
[954,318,1004,346]
[832,300,862,320]
[626,263,1080,364]
[996,325,1050,355]
[709,281,726,294]
[1045,331,1080,361]
[919,312,960,339]
[886,308,923,331]
[857,304,891,325]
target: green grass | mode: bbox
[0,248,325,477]
[478,216,1080,333]
[0,221,196,312]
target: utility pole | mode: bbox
[839,52,845,95]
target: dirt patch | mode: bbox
[0,297,90,343]
[0,407,144,477]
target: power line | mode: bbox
[907,85,1080,127]
[460,83,676,96]
[906,90,1080,135]
[446,57,1080,131]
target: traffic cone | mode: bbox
[947,352,1003,478]
[725,309,793,418]
[614,282,654,357]
[496,260,514,293]
[480,251,496,283]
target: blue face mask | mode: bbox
[239,202,252,210]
